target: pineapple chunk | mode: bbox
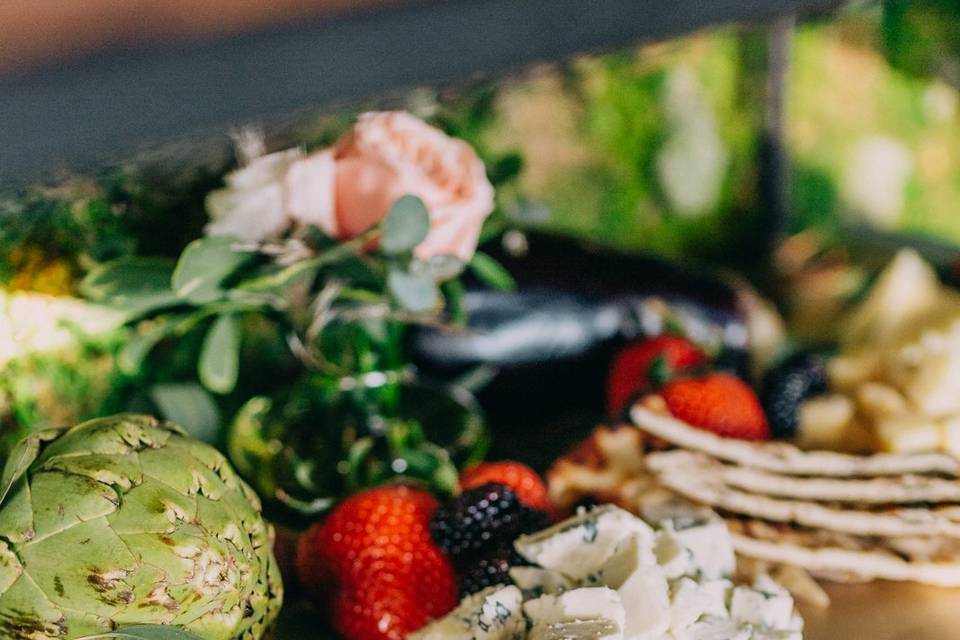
[941,417,960,458]
[827,351,881,392]
[842,249,944,348]
[797,395,855,450]
[875,415,942,453]
[855,382,907,421]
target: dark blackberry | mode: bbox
[430,483,544,561]
[761,351,829,439]
[458,545,527,597]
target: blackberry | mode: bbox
[430,483,549,561]
[458,545,527,597]
[761,351,828,439]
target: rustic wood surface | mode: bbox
[801,581,960,639]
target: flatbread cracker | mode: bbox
[730,532,960,587]
[648,455,960,538]
[646,449,960,504]
[631,402,959,477]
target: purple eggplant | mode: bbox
[409,234,751,469]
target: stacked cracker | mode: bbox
[547,398,960,608]
[632,397,960,588]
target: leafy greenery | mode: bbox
[84,195,491,517]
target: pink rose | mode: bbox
[285,111,495,261]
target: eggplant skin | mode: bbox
[412,234,746,371]
[410,235,749,462]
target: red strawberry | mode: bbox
[296,485,458,640]
[607,335,708,416]
[460,461,551,512]
[661,372,770,441]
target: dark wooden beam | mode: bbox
[0,0,842,184]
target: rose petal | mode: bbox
[334,155,406,239]
[286,150,338,238]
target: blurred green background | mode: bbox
[2,0,960,439]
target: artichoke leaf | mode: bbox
[19,518,140,617]
[0,474,35,545]
[0,427,65,508]
[78,624,204,640]
[37,452,143,492]
[30,472,119,541]
[106,476,197,536]
[0,539,23,595]
[37,415,173,466]
[0,567,103,639]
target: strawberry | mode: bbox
[296,485,458,640]
[606,335,708,416]
[459,461,551,512]
[661,372,770,441]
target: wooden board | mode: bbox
[801,581,960,640]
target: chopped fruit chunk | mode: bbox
[796,394,855,450]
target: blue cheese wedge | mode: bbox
[409,584,525,640]
[668,577,731,634]
[523,587,625,640]
[654,528,694,580]
[514,506,655,582]
[423,504,802,640]
[595,533,670,639]
[527,619,623,640]
[729,577,797,631]
[660,514,735,580]
[509,566,574,598]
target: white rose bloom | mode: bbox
[205,148,304,241]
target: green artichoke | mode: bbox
[0,414,282,639]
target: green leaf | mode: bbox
[387,267,439,313]
[172,236,253,304]
[80,257,179,318]
[345,437,376,491]
[382,195,430,255]
[440,278,466,325]
[411,255,465,282]
[77,625,204,640]
[117,319,178,374]
[226,397,275,477]
[149,383,221,443]
[469,251,516,291]
[236,258,321,294]
[198,314,241,394]
[0,428,63,507]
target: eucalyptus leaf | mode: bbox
[198,313,241,394]
[411,255,465,282]
[0,428,63,507]
[149,383,221,443]
[236,258,321,294]
[469,251,516,291]
[382,195,430,255]
[118,319,178,374]
[172,236,253,304]
[387,268,439,313]
[77,624,204,640]
[80,257,179,318]
[440,278,466,325]
[227,397,276,480]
